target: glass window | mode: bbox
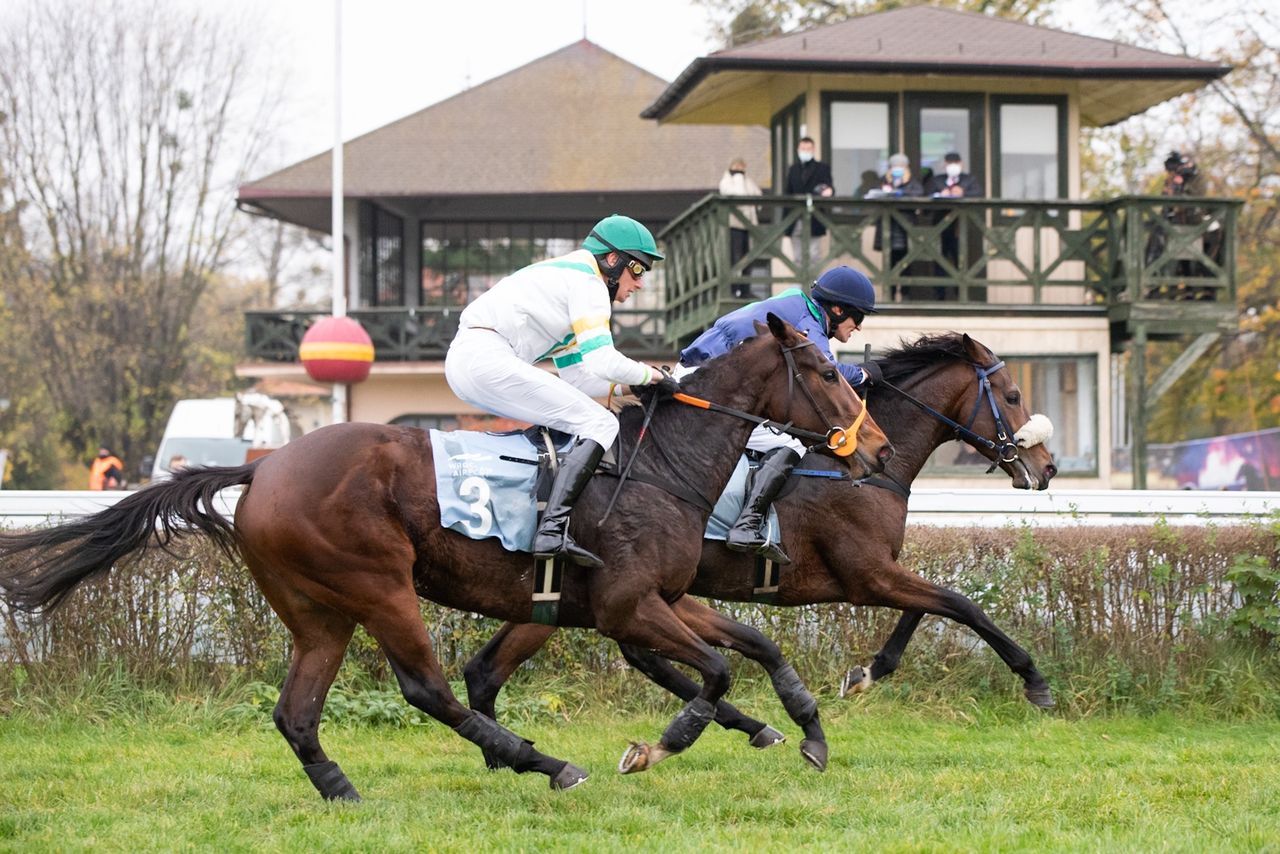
[998,103,1059,199]
[358,203,404,306]
[829,101,890,197]
[919,107,970,178]
[920,355,1097,476]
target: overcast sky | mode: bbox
[258,0,718,167]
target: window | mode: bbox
[390,414,460,431]
[993,97,1066,200]
[904,92,984,189]
[921,355,1097,476]
[823,95,895,197]
[419,221,666,311]
[358,203,404,306]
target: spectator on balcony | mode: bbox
[676,265,880,565]
[445,214,670,570]
[88,446,125,490]
[784,137,834,272]
[923,151,984,298]
[1147,151,1219,298]
[866,153,925,300]
[719,157,764,298]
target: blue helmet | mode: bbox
[811,266,878,315]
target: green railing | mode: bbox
[659,194,1240,344]
[244,306,672,363]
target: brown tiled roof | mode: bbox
[240,40,768,199]
[643,6,1230,121]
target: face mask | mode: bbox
[797,150,813,163]
[946,164,962,178]
[890,167,905,179]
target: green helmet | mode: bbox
[582,214,665,266]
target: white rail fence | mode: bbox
[0,488,1276,530]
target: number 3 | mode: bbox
[458,476,493,536]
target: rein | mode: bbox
[877,360,1020,474]
[673,340,866,458]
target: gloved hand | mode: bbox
[631,366,681,398]
[858,361,883,386]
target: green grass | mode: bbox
[1,691,1278,853]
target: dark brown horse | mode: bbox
[463,333,1059,764]
[0,315,891,801]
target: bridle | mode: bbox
[878,359,1021,474]
[672,338,867,458]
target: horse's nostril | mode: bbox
[878,445,895,465]
[1045,464,1058,479]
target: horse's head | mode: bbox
[744,313,892,477]
[951,335,1057,490]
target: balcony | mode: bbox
[660,194,1241,347]
[244,306,672,363]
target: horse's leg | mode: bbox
[602,594,733,775]
[617,643,786,750]
[841,610,924,698]
[851,563,1054,708]
[669,596,827,771]
[361,589,589,790]
[462,621,557,770]
[251,574,362,801]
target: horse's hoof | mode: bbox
[482,749,508,771]
[840,665,872,698]
[749,725,786,749]
[551,763,589,791]
[1025,684,1056,709]
[800,739,828,772]
[618,741,651,774]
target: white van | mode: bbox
[150,393,292,481]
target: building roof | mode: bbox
[643,6,1230,126]
[239,40,768,204]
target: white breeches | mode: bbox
[445,327,620,448]
[672,362,804,455]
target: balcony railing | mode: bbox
[659,194,1241,344]
[244,306,673,363]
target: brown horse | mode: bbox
[0,315,891,801]
[462,333,1059,763]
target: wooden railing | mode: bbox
[659,194,1240,344]
[244,307,673,363]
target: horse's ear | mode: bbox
[765,312,788,341]
[961,333,987,362]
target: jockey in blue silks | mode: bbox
[676,266,882,564]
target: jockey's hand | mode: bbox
[858,361,883,386]
[632,366,680,398]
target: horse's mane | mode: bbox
[876,332,983,383]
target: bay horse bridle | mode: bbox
[878,359,1022,474]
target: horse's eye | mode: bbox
[822,370,838,383]
[1006,391,1021,405]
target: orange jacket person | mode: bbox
[88,447,124,490]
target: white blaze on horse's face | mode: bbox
[1014,414,1054,449]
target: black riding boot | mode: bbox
[726,447,801,565]
[532,439,606,568]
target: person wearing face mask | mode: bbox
[784,137,835,273]
[866,153,924,300]
[924,151,983,296]
[719,157,764,296]
[445,214,673,569]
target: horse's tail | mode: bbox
[0,463,256,614]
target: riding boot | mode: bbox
[726,447,801,565]
[532,439,606,569]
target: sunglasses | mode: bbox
[846,308,866,327]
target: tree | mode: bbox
[0,0,285,478]
[1082,0,1280,443]
[696,0,1059,47]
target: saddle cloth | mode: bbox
[430,428,780,550]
